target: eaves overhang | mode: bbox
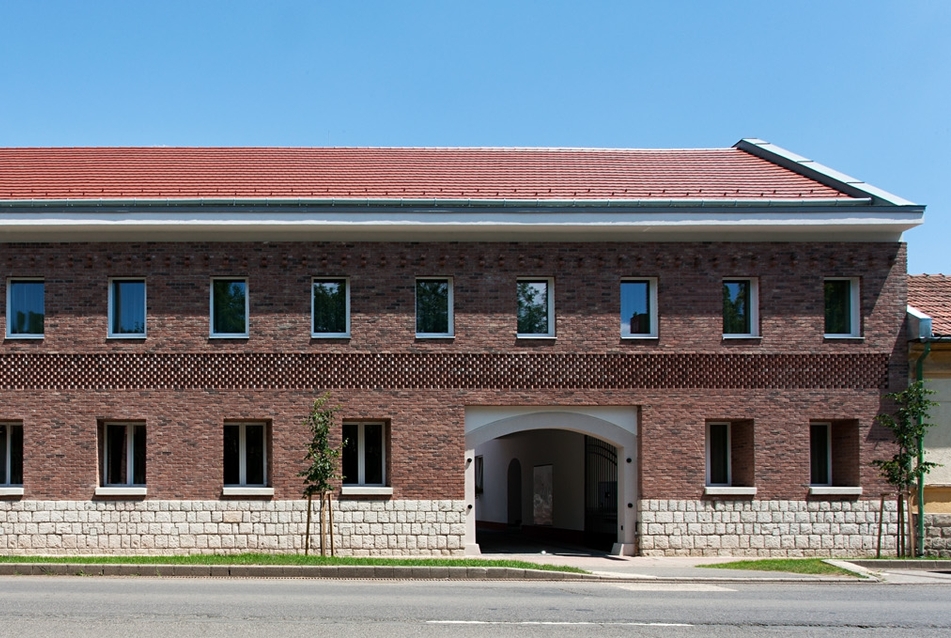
[0,197,924,243]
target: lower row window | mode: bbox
[224,422,268,487]
[102,423,146,487]
[705,420,859,490]
[343,421,386,486]
[0,423,23,486]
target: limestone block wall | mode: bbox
[0,500,466,556]
[924,514,951,558]
[638,499,899,557]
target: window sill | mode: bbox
[516,335,556,340]
[5,334,44,340]
[823,335,864,341]
[0,487,24,497]
[95,486,147,497]
[341,486,393,497]
[107,334,147,340]
[416,334,455,340]
[222,487,274,497]
[621,335,658,340]
[209,335,250,340]
[722,335,761,340]
[311,334,351,339]
[809,486,863,496]
[704,486,757,496]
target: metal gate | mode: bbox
[584,436,618,550]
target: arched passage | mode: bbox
[464,406,638,556]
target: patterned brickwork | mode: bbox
[0,352,889,391]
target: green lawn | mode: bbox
[698,558,860,577]
[0,553,585,573]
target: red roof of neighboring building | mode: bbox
[0,146,856,202]
[908,274,951,336]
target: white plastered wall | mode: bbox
[924,377,951,485]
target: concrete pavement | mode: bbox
[2,553,950,582]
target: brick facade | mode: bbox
[0,239,908,555]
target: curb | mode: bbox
[845,559,951,571]
[0,562,866,582]
[0,563,608,581]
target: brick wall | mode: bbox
[0,240,907,549]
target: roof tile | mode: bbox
[0,147,855,202]
[908,274,951,336]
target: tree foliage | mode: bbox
[299,393,341,496]
[873,380,939,494]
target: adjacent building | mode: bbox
[907,274,951,556]
[0,140,924,556]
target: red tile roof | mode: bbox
[908,274,951,336]
[0,147,856,202]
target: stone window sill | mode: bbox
[809,486,863,496]
[222,487,274,497]
[341,486,393,497]
[0,487,24,497]
[704,486,757,496]
[95,486,147,497]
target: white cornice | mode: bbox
[0,206,922,242]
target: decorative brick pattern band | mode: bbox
[0,352,889,391]
[0,499,466,557]
[639,499,898,557]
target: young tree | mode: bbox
[874,380,939,557]
[299,393,341,556]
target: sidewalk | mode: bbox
[1,554,950,583]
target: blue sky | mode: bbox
[1,1,947,273]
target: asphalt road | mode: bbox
[0,577,949,637]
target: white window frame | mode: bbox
[516,277,555,339]
[620,277,658,339]
[96,422,147,497]
[823,277,861,339]
[6,278,45,340]
[341,421,392,496]
[705,422,731,486]
[415,277,454,338]
[722,277,759,338]
[222,422,273,496]
[209,277,249,339]
[0,422,23,494]
[311,277,350,339]
[108,278,147,339]
[809,422,832,487]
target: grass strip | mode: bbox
[0,553,585,573]
[698,558,859,577]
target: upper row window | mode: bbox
[3,276,862,341]
[517,278,555,338]
[722,278,759,338]
[6,279,44,338]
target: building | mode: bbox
[907,274,951,556]
[0,140,923,556]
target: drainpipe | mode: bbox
[915,341,931,557]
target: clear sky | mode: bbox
[1,1,947,274]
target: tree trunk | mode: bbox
[897,493,904,558]
[304,492,313,556]
[328,492,335,557]
[319,491,327,557]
